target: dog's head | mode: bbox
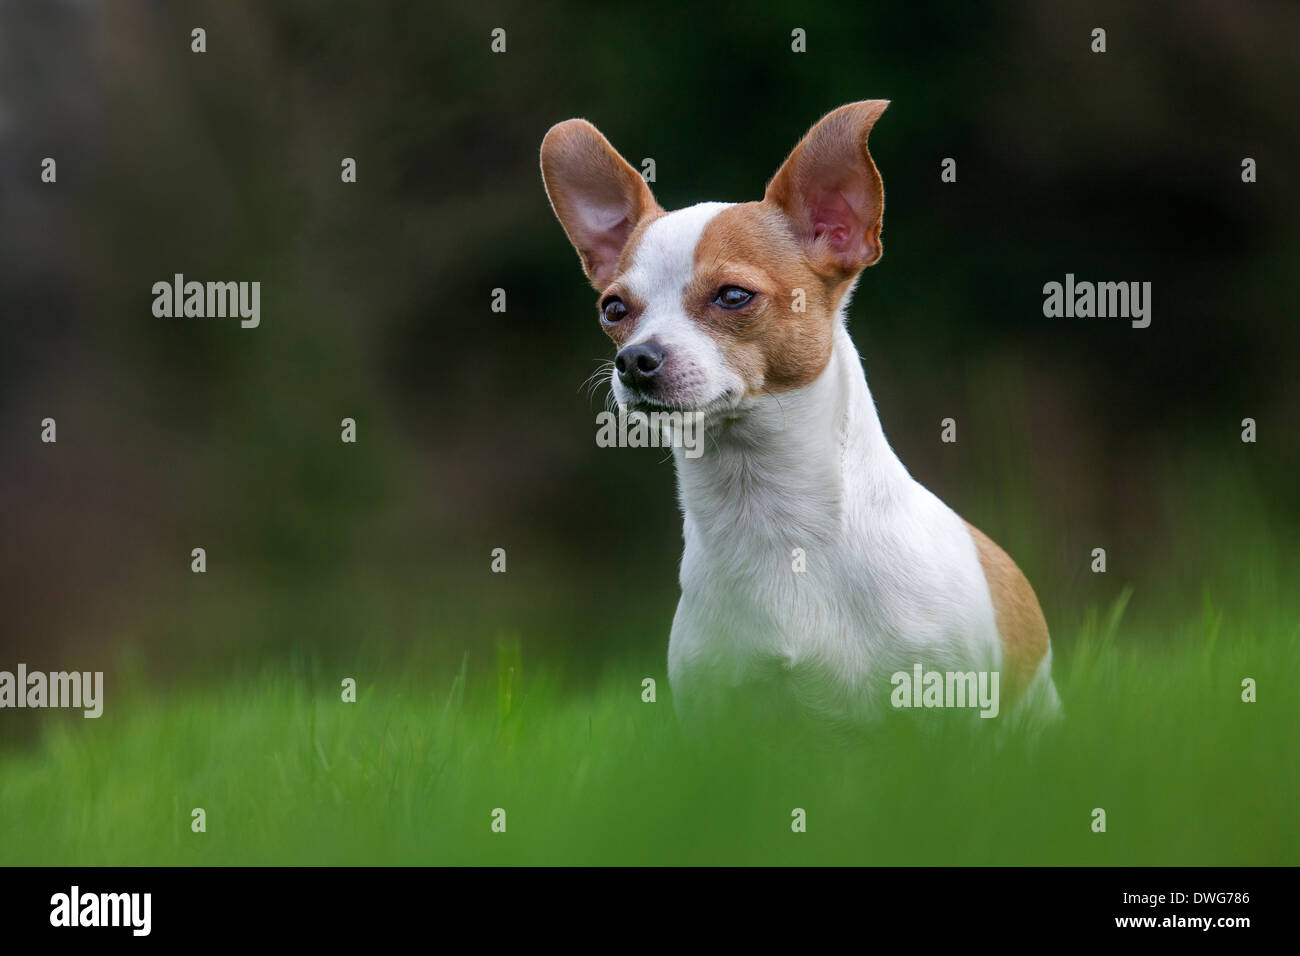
[541,101,888,414]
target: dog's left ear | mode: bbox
[764,100,888,278]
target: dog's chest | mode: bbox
[666,481,999,718]
[671,523,894,689]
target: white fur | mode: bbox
[611,203,743,412]
[615,203,1058,729]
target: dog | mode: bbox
[541,101,1060,733]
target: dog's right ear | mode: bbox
[541,120,661,290]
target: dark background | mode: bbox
[1,0,1296,712]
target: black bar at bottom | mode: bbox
[0,866,1287,942]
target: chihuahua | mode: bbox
[541,101,1060,732]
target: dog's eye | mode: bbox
[601,297,628,323]
[713,286,755,310]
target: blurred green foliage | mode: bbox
[1,573,1295,864]
[0,0,1296,691]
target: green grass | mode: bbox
[1,587,1296,866]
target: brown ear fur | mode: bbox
[764,100,889,278]
[540,119,661,289]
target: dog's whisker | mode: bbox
[580,360,617,407]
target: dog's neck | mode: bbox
[672,322,911,552]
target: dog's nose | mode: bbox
[615,341,666,389]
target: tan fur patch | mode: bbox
[687,202,851,396]
[965,521,1050,694]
